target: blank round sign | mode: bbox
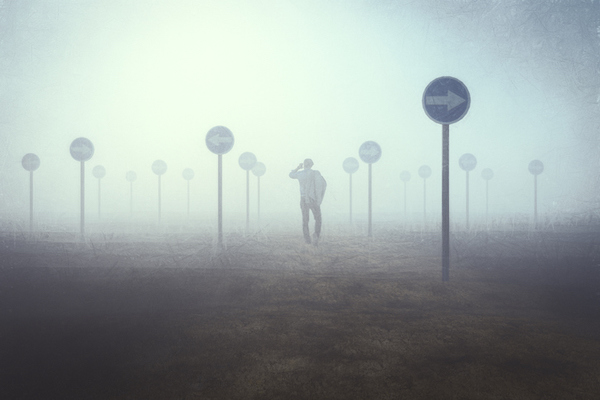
[343,157,359,174]
[459,153,477,172]
[238,152,257,171]
[182,168,195,180]
[418,165,432,179]
[359,141,382,164]
[152,160,167,175]
[400,170,411,182]
[92,165,106,179]
[252,162,266,177]
[126,171,137,182]
[528,160,544,175]
[22,153,40,172]
[481,168,494,180]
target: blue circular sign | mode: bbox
[418,165,432,179]
[359,141,382,164]
[70,137,94,162]
[22,153,40,172]
[459,153,477,172]
[422,76,470,124]
[528,160,544,176]
[206,126,234,155]
[342,157,359,174]
[252,162,266,177]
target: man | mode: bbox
[289,159,327,244]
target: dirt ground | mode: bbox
[1,227,599,399]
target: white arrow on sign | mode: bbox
[208,135,233,146]
[425,90,466,111]
[72,144,92,156]
[361,148,380,157]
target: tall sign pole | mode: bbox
[481,168,494,224]
[400,170,411,225]
[528,160,544,229]
[459,153,477,230]
[252,162,266,222]
[359,142,382,237]
[92,165,106,219]
[206,126,235,249]
[238,152,257,233]
[343,157,359,224]
[126,171,137,219]
[418,165,432,227]
[70,138,95,239]
[422,76,470,282]
[152,160,168,223]
[22,153,40,233]
[182,168,195,218]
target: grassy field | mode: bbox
[1,227,599,399]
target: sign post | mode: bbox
[206,126,235,248]
[251,162,266,222]
[359,141,382,237]
[92,165,106,219]
[399,170,411,225]
[343,157,359,224]
[459,153,477,230]
[422,76,470,282]
[70,137,95,239]
[126,171,137,219]
[418,165,432,227]
[481,168,494,224]
[22,153,40,233]
[182,168,195,217]
[528,160,544,228]
[238,152,257,232]
[152,160,168,223]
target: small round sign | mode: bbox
[70,137,94,162]
[400,170,411,182]
[459,153,477,172]
[206,126,234,155]
[359,141,382,164]
[342,157,359,174]
[126,171,137,182]
[418,165,432,179]
[422,76,470,124]
[528,160,544,176]
[152,160,167,176]
[481,168,494,180]
[238,152,257,171]
[182,168,195,180]
[22,153,40,172]
[92,165,106,179]
[252,162,266,177]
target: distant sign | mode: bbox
[92,165,106,179]
[423,77,470,124]
[22,153,40,172]
[152,160,167,175]
[182,168,195,180]
[528,160,544,175]
[252,162,266,177]
[459,153,477,172]
[206,126,234,155]
[359,141,382,164]
[238,152,257,171]
[126,171,137,182]
[70,137,94,162]
[343,157,359,174]
[418,165,432,179]
[400,170,411,182]
[481,168,494,180]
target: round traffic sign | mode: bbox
[528,160,544,175]
[70,137,94,162]
[152,160,167,175]
[359,141,382,164]
[92,165,106,179]
[206,126,234,155]
[459,153,477,172]
[422,76,470,124]
[418,165,432,179]
[238,152,257,171]
[126,171,137,182]
[481,168,494,180]
[252,162,266,177]
[22,153,40,172]
[342,157,359,174]
[182,168,194,180]
[400,170,411,182]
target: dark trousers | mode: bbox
[301,197,321,243]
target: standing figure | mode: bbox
[289,158,327,244]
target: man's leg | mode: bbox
[301,199,311,243]
[312,204,322,239]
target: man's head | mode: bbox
[303,158,314,169]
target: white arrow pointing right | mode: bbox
[425,90,466,111]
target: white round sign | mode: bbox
[238,152,257,171]
[22,153,40,172]
[342,157,359,174]
[459,153,477,172]
[152,160,167,176]
[70,137,94,162]
[252,162,266,177]
[92,165,106,179]
[126,171,137,182]
[418,165,432,179]
[528,160,544,176]
[481,168,494,180]
[182,168,195,180]
[400,170,411,182]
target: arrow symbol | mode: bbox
[208,134,233,146]
[425,90,466,111]
[360,148,379,157]
[72,144,92,156]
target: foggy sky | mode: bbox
[1,0,598,229]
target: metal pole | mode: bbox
[246,169,250,232]
[30,171,33,233]
[130,182,133,219]
[486,179,489,224]
[442,124,450,282]
[423,177,427,227]
[158,175,162,223]
[98,178,101,219]
[534,174,538,228]
[218,154,223,247]
[368,163,372,237]
[257,176,261,222]
[80,161,85,239]
[187,179,190,217]
[349,173,353,224]
[403,181,407,225]
[466,170,470,230]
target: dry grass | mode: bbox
[1,227,599,399]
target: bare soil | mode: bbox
[1,228,599,399]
